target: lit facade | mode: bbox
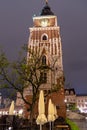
[76,95,87,113]
[16,1,66,118]
[65,88,87,113]
[65,88,76,110]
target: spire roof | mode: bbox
[40,1,54,16]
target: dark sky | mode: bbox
[0,0,87,94]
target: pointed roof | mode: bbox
[40,2,54,16]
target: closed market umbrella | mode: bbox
[54,104,58,119]
[48,99,55,130]
[9,100,14,115]
[36,90,47,130]
[48,99,55,122]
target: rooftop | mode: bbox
[40,2,54,16]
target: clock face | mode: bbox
[41,19,48,27]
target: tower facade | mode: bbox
[26,2,66,117]
[28,6,63,91]
[16,2,66,118]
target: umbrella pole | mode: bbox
[40,124,42,130]
[49,122,52,130]
[51,122,54,130]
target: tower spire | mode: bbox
[45,0,48,5]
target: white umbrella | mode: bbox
[48,99,55,130]
[54,104,58,119]
[36,90,47,130]
[48,99,55,122]
[9,100,14,115]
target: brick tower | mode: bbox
[27,1,66,118]
[28,3,63,89]
[16,1,66,118]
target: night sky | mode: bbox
[0,0,87,94]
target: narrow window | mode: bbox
[40,72,47,83]
[42,55,46,65]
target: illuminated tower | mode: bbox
[28,4,63,89]
[16,1,66,118]
[27,1,66,117]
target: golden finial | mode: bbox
[45,0,48,4]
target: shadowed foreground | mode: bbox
[0,115,70,130]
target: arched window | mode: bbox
[40,55,47,83]
[41,33,48,41]
[42,35,47,40]
[42,55,46,65]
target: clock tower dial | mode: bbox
[41,18,48,27]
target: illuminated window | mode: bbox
[65,90,69,95]
[70,91,74,95]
